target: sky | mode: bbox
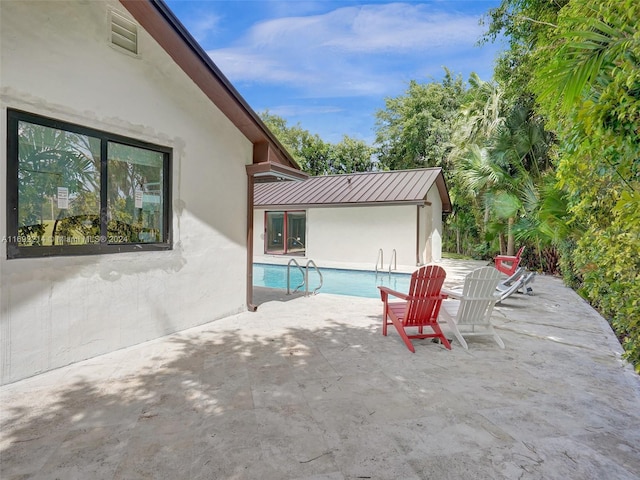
[164,0,506,144]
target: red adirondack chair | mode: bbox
[494,246,525,277]
[378,265,451,352]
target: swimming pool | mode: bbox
[253,263,412,299]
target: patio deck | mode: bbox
[1,260,639,479]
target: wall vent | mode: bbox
[110,10,138,55]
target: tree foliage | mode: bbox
[261,111,374,175]
[529,0,640,370]
[481,0,569,100]
[446,72,556,258]
[374,70,465,171]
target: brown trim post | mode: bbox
[416,205,421,266]
[246,154,308,311]
[246,173,258,311]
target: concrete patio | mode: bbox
[1,261,639,479]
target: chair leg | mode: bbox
[431,323,452,350]
[440,310,467,350]
[382,311,389,336]
[451,328,467,350]
[390,316,415,353]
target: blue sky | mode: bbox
[165,0,505,144]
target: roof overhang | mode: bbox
[255,200,430,209]
[435,174,452,213]
[120,0,300,171]
[246,162,309,182]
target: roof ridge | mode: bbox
[307,167,441,179]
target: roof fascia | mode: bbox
[119,0,299,170]
[255,201,429,209]
[434,172,452,213]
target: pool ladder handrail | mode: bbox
[376,248,397,275]
[305,259,323,295]
[287,258,306,294]
[375,248,383,273]
[287,258,324,296]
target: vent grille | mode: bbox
[110,11,137,55]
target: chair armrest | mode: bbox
[495,254,518,262]
[441,288,462,300]
[378,286,409,302]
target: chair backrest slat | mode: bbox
[457,267,502,325]
[404,265,446,327]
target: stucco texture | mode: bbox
[1,0,251,384]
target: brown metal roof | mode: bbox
[254,168,452,212]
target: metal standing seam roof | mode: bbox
[254,168,452,212]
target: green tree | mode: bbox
[530,0,640,370]
[451,73,505,151]
[261,111,374,175]
[261,111,318,169]
[491,102,554,255]
[481,0,568,100]
[448,73,555,259]
[375,70,465,171]
[446,75,506,257]
[330,136,374,174]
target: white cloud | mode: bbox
[321,4,483,52]
[267,104,345,117]
[206,2,489,98]
[185,13,222,43]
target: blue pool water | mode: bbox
[253,263,412,299]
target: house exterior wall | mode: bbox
[254,185,444,270]
[255,204,422,269]
[308,205,418,268]
[419,204,432,264]
[0,1,250,384]
[427,186,444,262]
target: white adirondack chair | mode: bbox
[440,267,504,349]
[496,271,535,304]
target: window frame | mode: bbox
[6,109,172,259]
[263,210,306,256]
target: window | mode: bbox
[264,211,306,255]
[6,109,171,258]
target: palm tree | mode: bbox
[17,122,100,244]
[449,75,505,165]
[451,84,555,258]
[489,102,554,255]
[456,144,516,254]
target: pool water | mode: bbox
[253,263,412,299]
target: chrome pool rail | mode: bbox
[305,259,323,295]
[287,258,323,296]
[375,248,383,273]
[389,249,397,273]
[375,248,397,275]
[287,258,306,293]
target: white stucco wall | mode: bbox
[0,1,251,384]
[419,203,432,264]
[253,185,444,270]
[427,186,444,262]
[309,205,418,268]
[255,204,423,270]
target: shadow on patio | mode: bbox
[1,274,640,479]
